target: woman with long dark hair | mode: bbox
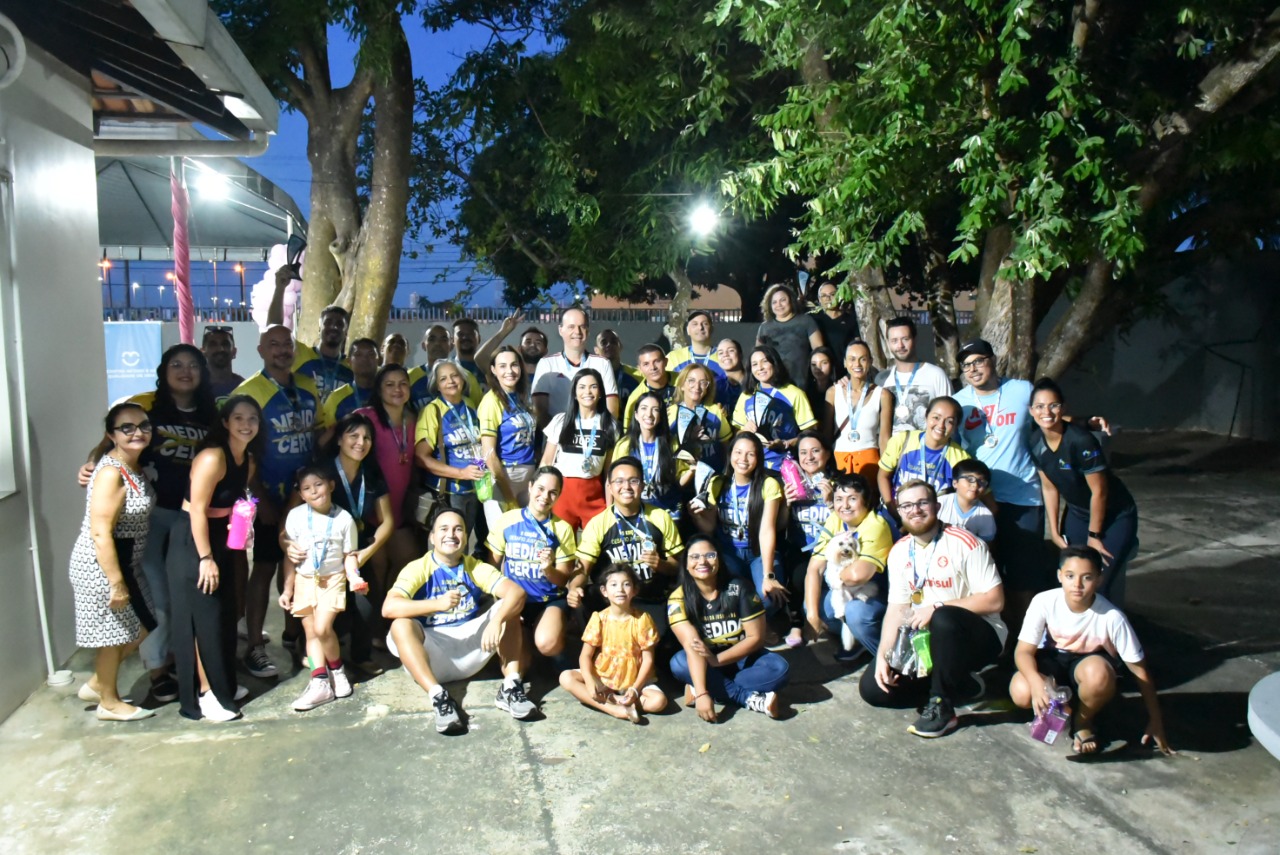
[615,391,691,521]
[167,395,265,721]
[541,368,619,529]
[1030,378,1138,606]
[355,363,419,581]
[302,412,395,668]
[479,345,538,532]
[71,402,158,720]
[668,535,789,721]
[715,338,746,415]
[806,345,837,438]
[732,344,817,471]
[690,431,787,617]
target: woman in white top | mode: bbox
[541,368,619,529]
[826,340,894,502]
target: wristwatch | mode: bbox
[765,572,777,580]
[1087,531,1104,539]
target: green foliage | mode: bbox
[716,0,1280,300]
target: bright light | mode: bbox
[196,170,230,200]
[131,281,139,289]
[98,258,112,269]
[165,271,176,282]
[689,203,719,237]
[233,263,244,274]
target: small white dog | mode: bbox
[822,531,880,652]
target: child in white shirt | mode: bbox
[939,458,996,542]
[1009,545,1172,756]
[280,464,367,712]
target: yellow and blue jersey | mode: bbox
[416,397,483,495]
[231,371,328,501]
[486,508,577,602]
[878,431,971,500]
[731,384,816,470]
[293,340,353,404]
[390,552,504,627]
[321,382,375,426]
[477,389,537,467]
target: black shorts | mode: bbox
[1034,647,1123,692]
[521,595,569,627]
[252,519,284,564]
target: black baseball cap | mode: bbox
[957,339,995,360]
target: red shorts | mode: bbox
[554,476,606,530]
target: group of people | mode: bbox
[69,271,1171,754]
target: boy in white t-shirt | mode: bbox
[280,464,367,712]
[1010,546,1172,756]
[938,458,997,542]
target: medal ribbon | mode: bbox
[894,362,921,403]
[335,458,365,524]
[307,506,336,573]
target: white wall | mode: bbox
[0,45,106,719]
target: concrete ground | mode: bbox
[1,431,1278,854]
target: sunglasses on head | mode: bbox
[205,325,233,334]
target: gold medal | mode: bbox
[910,589,923,605]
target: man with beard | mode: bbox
[667,310,733,405]
[860,480,1005,738]
[874,316,952,434]
[519,327,548,375]
[202,325,243,400]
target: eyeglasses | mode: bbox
[688,552,718,562]
[113,421,154,436]
[610,477,643,487]
[1030,402,1063,413]
[897,499,935,514]
[957,475,989,488]
[961,357,990,372]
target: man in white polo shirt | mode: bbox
[860,479,1006,738]
[531,306,620,428]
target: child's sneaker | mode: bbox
[907,696,958,738]
[293,676,336,712]
[495,681,536,720]
[745,691,779,719]
[331,666,352,699]
[433,689,465,734]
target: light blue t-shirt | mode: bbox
[955,378,1042,507]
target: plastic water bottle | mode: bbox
[226,495,258,550]
[780,456,809,500]
[1029,679,1073,744]
[474,458,493,502]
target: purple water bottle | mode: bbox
[1029,680,1073,744]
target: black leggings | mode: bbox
[858,605,1002,707]
[167,516,239,719]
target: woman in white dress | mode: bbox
[69,402,157,721]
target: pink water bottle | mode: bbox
[780,456,809,500]
[226,496,258,550]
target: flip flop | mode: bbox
[1072,729,1102,755]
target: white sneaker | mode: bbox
[331,667,352,698]
[199,691,240,722]
[293,676,336,711]
[745,691,780,719]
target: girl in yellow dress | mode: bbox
[559,564,668,722]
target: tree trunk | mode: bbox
[980,273,1037,379]
[298,135,360,344]
[973,223,1011,333]
[918,229,960,377]
[665,266,694,348]
[852,266,896,369]
[1035,255,1115,378]
[347,22,413,344]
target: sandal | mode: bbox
[1072,728,1102,755]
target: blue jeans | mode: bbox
[139,506,183,670]
[720,543,786,617]
[812,591,887,657]
[670,649,790,706]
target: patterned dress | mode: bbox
[69,455,155,647]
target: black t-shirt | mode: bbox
[144,402,211,511]
[667,579,764,652]
[1031,421,1135,517]
[814,310,860,369]
[324,459,388,546]
[579,505,683,602]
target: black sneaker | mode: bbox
[150,676,179,704]
[433,689,465,735]
[908,696,958,738]
[495,682,537,720]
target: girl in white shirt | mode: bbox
[541,368,619,529]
